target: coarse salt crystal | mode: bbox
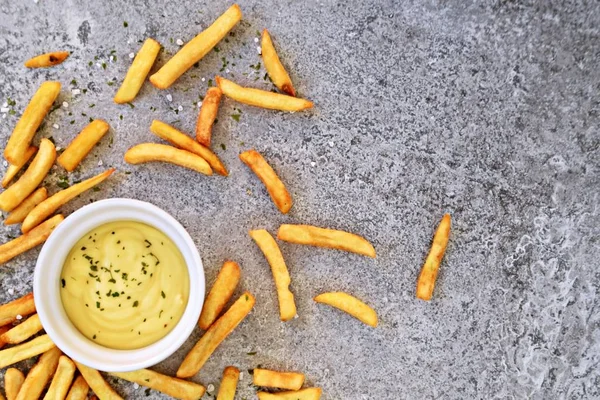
[226,69,230,73]
[129,52,135,59]
[7,288,14,295]
[56,146,62,151]
[254,37,259,43]
[96,63,102,68]
[201,78,205,82]
[2,160,7,167]
[34,0,39,3]
[0,107,9,113]
[239,372,244,380]
[166,94,173,102]
[71,89,81,95]
[62,101,69,108]
[2,102,7,108]
[16,315,22,320]
[133,383,139,389]
[98,160,103,166]
[207,384,214,393]
[256,46,262,54]
[176,39,184,46]
[294,314,299,319]
[109,55,114,62]
[53,124,59,129]
[310,161,316,167]
[177,105,183,112]
[2,114,5,119]
[328,141,334,147]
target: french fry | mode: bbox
[198,261,241,330]
[0,314,43,344]
[0,326,10,349]
[150,5,242,89]
[261,30,295,96]
[0,138,56,212]
[4,82,61,165]
[195,87,222,147]
[4,187,47,225]
[216,366,239,400]
[110,369,206,400]
[257,388,322,400]
[65,375,89,400]
[249,230,296,321]
[1,146,37,189]
[57,120,110,172]
[114,39,161,104]
[216,76,312,112]
[253,369,305,390]
[240,150,292,214]
[314,292,378,328]
[74,362,123,400]
[5,368,25,400]
[24,52,69,68]
[43,355,76,400]
[22,169,114,233]
[177,292,255,378]
[0,214,64,265]
[15,347,62,400]
[0,293,36,326]
[416,214,451,301]
[150,120,227,176]
[277,224,376,258]
[124,143,213,176]
[0,335,56,369]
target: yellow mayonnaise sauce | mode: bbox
[60,221,190,349]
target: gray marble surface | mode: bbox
[1,0,599,399]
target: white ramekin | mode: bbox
[34,198,204,372]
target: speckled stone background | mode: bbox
[0,0,599,399]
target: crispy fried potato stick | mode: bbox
[0,334,56,369]
[110,369,205,400]
[16,347,61,400]
[150,120,227,176]
[125,143,213,175]
[416,214,451,301]
[240,150,292,214]
[216,76,312,112]
[0,326,10,349]
[253,369,304,390]
[1,146,37,189]
[261,30,295,96]
[216,366,239,400]
[177,292,255,378]
[5,187,47,225]
[57,120,110,172]
[150,5,242,89]
[74,362,123,400]
[277,224,376,258]
[114,39,161,104]
[314,292,378,327]
[198,261,241,330]
[257,388,322,400]
[0,314,43,344]
[0,215,63,265]
[43,355,76,400]
[249,230,296,321]
[4,82,60,165]
[195,87,222,147]
[0,293,36,326]
[24,52,69,68]
[5,368,25,400]
[22,169,114,233]
[65,375,89,400]
[0,138,56,212]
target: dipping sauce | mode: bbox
[60,221,190,349]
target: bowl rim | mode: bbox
[33,198,204,372]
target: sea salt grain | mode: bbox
[53,124,59,129]
[2,160,7,167]
[7,288,14,295]
[166,94,173,102]
[72,89,81,95]
[201,78,206,82]
[133,383,139,389]
[329,141,334,147]
[16,315,22,320]
[98,160,103,166]
[310,161,316,167]
[62,101,69,108]
[254,37,259,43]
[129,52,135,59]
[176,39,184,46]
[177,105,183,112]
[256,46,262,54]
[207,384,215,393]
[2,102,7,108]
[0,108,9,113]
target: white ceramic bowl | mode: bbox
[34,198,204,372]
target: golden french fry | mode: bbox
[22,169,114,233]
[195,87,222,147]
[150,5,242,89]
[257,388,322,400]
[253,369,304,391]
[5,368,25,400]
[5,187,47,225]
[0,138,56,212]
[0,334,56,369]
[0,314,43,344]
[65,375,89,400]
[240,150,292,214]
[125,143,213,176]
[0,326,11,349]
[114,39,161,104]
[4,82,60,165]
[314,292,378,327]
[0,293,36,326]
[43,355,76,400]
[150,120,227,176]
[74,362,123,400]
[24,52,69,68]
[277,224,376,258]
[216,366,239,400]
[199,261,241,330]
[177,292,255,378]
[249,230,296,321]
[1,146,37,189]
[261,30,295,96]
[15,347,62,400]
[416,214,451,301]
[110,369,205,400]
[57,120,110,172]
[0,214,63,265]
[216,76,312,112]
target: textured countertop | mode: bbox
[1,1,599,399]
